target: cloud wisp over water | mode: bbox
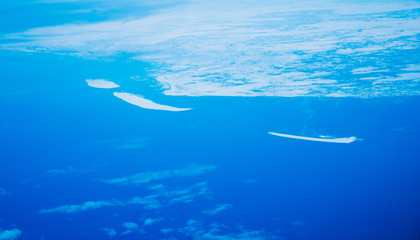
[268,132,358,143]
[2,0,419,98]
[39,182,210,214]
[203,204,233,216]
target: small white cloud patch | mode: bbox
[268,132,358,143]
[113,92,191,111]
[0,228,22,240]
[86,79,120,89]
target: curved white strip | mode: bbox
[268,132,357,143]
[86,79,120,89]
[113,92,191,111]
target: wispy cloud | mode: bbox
[86,79,120,89]
[0,229,22,240]
[128,182,210,209]
[39,200,122,214]
[103,164,216,185]
[39,182,210,214]
[2,0,419,98]
[113,92,192,111]
[203,204,233,216]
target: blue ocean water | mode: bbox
[1,1,420,240]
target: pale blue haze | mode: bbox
[0,0,419,239]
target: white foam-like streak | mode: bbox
[268,132,357,143]
[86,79,120,89]
[113,92,191,111]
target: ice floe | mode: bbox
[268,132,357,143]
[113,92,191,111]
[86,79,120,89]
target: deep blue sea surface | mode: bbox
[0,1,419,240]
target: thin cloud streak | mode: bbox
[268,132,358,143]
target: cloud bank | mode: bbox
[2,0,419,98]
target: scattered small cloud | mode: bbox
[103,164,216,185]
[180,220,275,240]
[101,228,117,238]
[121,222,141,235]
[113,92,192,111]
[86,79,120,89]
[129,182,211,209]
[39,182,210,214]
[143,217,163,227]
[0,228,22,240]
[203,204,233,216]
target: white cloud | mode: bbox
[0,229,22,240]
[103,164,216,185]
[203,204,233,216]
[86,79,120,89]
[268,132,358,143]
[39,200,122,214]
[113,92,191,111]
[2,0,419,98]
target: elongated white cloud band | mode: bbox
[86,79,120,89]
[268,132,357,143]
[113,92,191,111]
[2,0,419,98]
